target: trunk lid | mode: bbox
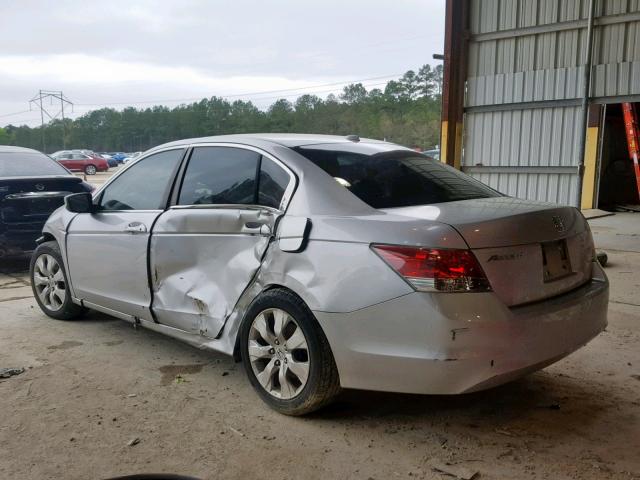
[0,176,84,225]
[384,197,595,306]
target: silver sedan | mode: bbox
[30,134,609,415]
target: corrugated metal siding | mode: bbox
[465,107,582,167]
[463,0,640,204]
[475,172,578,204]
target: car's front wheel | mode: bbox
[30,241,86,320]
[84,164,97,175]
[240,289,341,415]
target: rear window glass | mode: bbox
[293,147,500,208]
[0,152,70,177]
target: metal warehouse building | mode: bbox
[441,0,640,210]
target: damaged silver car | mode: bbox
[30,134,609,415]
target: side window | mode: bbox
[100,149,184,211]
[178,147,259,205]
[258,157,291,209]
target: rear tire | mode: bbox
[30,241,86,320]
[240,289,341,415]
[84,164,97,175]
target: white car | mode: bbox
[123,151,142,164]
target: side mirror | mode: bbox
[65,192,95,213]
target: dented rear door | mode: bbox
[149,145,294,337]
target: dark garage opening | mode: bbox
[597,102,640,211]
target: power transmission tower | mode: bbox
[29,90,73,152]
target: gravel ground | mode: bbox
[0,214,638,480]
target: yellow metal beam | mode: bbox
[581,125,599,209]
[440,121,448,163]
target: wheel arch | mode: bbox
[231,283,323,363]
[36,232,56,245]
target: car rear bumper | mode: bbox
[315,261,608,395]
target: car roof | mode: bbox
[148,133,392,152]
[0,145,43,154]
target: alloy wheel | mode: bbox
[33,254,67,311]
[85,165,97,175]
[248,308,310,399]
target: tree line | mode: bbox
[1,64,442,154]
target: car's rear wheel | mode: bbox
[30,241,85,320]
[240,289,341,415]
[84,164,97,175]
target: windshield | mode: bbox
[0,151,70,177]
[294,146,501,209]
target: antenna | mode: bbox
[29,90,74,152]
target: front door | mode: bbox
[65,148,185,319]
[150,145,294,337]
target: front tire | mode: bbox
[30,241,85,320]
[240,289,341,415]
[84,164,97,175]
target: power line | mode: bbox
[2,70,413,122]
[73,73,403,107]
[4,79,393,127]
[3,72,407,128]
[0,109,32,119]
[65,79,390,117]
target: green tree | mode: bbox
[0,127,11,145]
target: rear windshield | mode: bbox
[293,146,500,208]
[0,152,70,177]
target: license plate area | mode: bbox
[541,239,572,282]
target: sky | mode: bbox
[0,0,445,127]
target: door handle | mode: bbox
[244,221,272,236]
[124,222,147,234]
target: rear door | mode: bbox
[65,148,185,319]
[150,144,295,337]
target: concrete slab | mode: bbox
[589,212,640,253]
[582,209,615,220]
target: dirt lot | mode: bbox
[0,214,639,480]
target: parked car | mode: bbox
[100,154,118,168]
[0,146,93,257]
[123,151,142,164]
[30,134,608,415]
[52,151,109,175]
[110,152,127,163]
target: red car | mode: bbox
[53,151,109,175]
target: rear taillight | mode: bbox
[372,244,491,293]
